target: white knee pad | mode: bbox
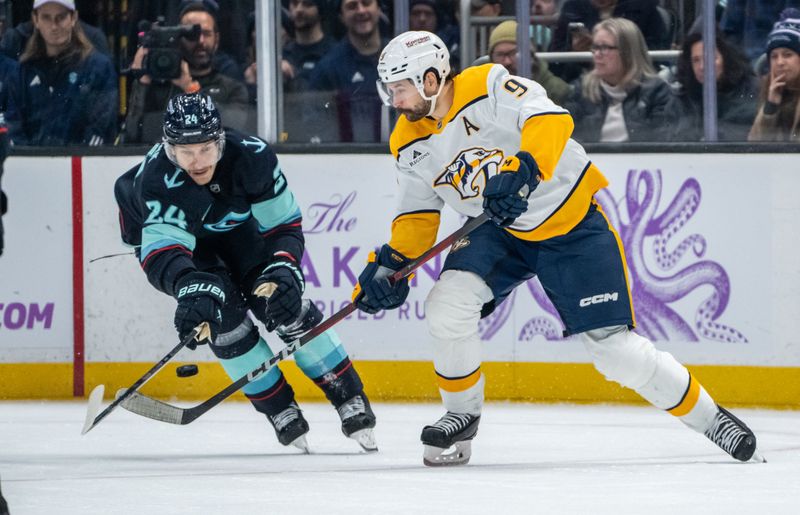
[425,270,493,341]
[425,270,493,377]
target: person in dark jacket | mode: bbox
[0,54,19,113]
[667,33,758,142]
[122,1,248,144]
[0,16,110,60]
[564,17,672,143]
[310,0,389,142]
[5,0,117,146]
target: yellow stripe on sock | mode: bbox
[668,373,701,417]
[437,368,481,393]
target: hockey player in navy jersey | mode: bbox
[114,92,376,452]
[353,31,760,466]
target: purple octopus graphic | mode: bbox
[479,169,747,344]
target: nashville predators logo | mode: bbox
[434,147,504,199]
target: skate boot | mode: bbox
[421,412,480,467]
[268,402,310,453]
[337,394,377,452]
[704,405,764,462]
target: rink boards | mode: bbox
[1,152,799,406]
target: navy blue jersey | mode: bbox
[114,128,304,296]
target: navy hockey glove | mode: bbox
[173,271,225,349]
[482,151,540,227]
[353,244,411,314]
[253,259,305,331]
[275,299,324,343]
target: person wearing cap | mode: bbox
[122,0,249,144]
[749,8,800,141]
[409,0,441,33]
[488,20,571,105]
[0,1,109,60]
[4,0,117,146]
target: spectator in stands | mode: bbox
[281,0,335,93]
[438,0,503,71]
[531,0,559,51]
[177,0,244,82]
[0,4,110,60]
[488,20,571,105]
[667,33,758,142]
[551,1,668,53]
[472,0,503,17]
[721,0,800,63]
[123,1,249,144]
[409,0,439,33]
[5,0,117,146]
[310,0,389,142]
[749,9,800,142]
[563,17,671,142]
[0,53,18,113]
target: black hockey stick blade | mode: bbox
[80,325,201,435]
[119,214,491,426]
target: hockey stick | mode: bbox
[119,213,491,426]
[80,323,208,435]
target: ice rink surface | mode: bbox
[1,401,798,515]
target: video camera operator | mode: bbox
[122,1,248,144]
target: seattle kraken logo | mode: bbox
[434,147,504,199]
[203,210,251,232]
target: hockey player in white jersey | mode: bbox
[352,31,762,466]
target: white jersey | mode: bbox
[387,64,608,258]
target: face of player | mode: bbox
[770,47,800,86]
[173,141,220,185]
[32,3,76,52]
[591,28,624,86]
[290,0,321,32]
[340,0,381,38]
[491,41,518,75]
[690,41,723,85]
[180,11,218,70]
[386,79,431,122]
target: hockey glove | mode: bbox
[353,244,411,314]
[173,271,225,349]
[275,299,324,343]
[482,151,540,227]
[253,259,305,331]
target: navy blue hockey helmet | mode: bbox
[162,92,225,165]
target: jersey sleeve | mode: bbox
[137,152,203,296]
[488,64,574,181]
[238,137,305,264]
[388,165,444,259]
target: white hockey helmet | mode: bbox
[376,31,451,110]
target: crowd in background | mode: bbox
[0,0,797,147]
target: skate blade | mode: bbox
[348,428,378,452]
[748,449,767,463]
[422,441,471,467]
[289,434,310,454]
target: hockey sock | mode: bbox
[436,367,485,416]
[246,375,298,417]
[310,357,365,408]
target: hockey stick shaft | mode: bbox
[81,326,200,434]
[120,214,490,425]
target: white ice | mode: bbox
[1,401,798,514]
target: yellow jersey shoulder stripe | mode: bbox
[390,64,495,159]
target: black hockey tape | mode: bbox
[176,364,199,377]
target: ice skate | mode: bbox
[268,402,310,453]
[420,412,480,466]
[704,405,765,462]
[337,395,377,452]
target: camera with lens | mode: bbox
[140,22,201,81]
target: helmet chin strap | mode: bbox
[421,75,447,117]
